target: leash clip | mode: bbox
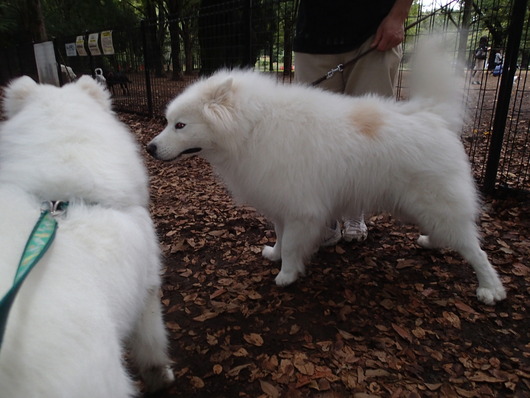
[326,64,344,79]
[41,201,68,218]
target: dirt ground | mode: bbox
[121,114,530,398]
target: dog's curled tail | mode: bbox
[409,36,466,134]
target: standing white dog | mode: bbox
[147,40,506,305]
[0,76,174,397]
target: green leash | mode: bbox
[0,201,67,348]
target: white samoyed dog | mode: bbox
[147,40,506,305]
[0,76,174,397]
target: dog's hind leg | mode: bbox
[275,219,320,286]
[129,287,174,392]
[262,221,283,261]
[454,241,506,305]
[418,223,506,305]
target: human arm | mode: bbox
[371,0,413,51]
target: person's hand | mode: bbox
[371,14,405,51]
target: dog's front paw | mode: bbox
[275,270,298,287]
[477,285,507,305]
[262,245,281,261]
[143,364,174,393]
[417,235,433,249]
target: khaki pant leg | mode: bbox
[294,37,402,98]
[343,36,402,98]
[293,52,345,94]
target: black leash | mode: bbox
[310,47,376,86]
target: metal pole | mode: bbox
[141,20,154,118]
[483,0,529,193]
[53,38,64,86]
[86,31,94,78]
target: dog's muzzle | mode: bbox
[146,142,202,160]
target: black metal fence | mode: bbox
[1,0,529,194]
[0,43,38,84]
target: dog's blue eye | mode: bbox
[175,122,186,129]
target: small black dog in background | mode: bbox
[106,71,131,96]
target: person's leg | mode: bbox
[294,52,345,93]
[342,36,402,97]
[472,59,485,84]
[294,52,345,246]
[341,36,402,241]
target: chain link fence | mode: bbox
[1,0,529,193]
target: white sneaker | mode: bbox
[343,217,368,242]
[321,221,342,247]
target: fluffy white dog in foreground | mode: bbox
[0,76,174,397]
[147,41,506,305]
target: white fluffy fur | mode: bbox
[147,41,506,305]
[0,76,173,397]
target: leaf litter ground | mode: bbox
[123,114,529,398]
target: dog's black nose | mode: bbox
[146,143,157,157]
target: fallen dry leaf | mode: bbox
[259,379,281,398]
[391,323,413,343]
[244,333,264,346]
[119,113,530,398]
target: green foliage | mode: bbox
[0,0,141,46]
[42,0,140,37]
[0,2,18,33]
[0,1,39,45]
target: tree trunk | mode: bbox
[167,0,183,80]
[181,21,195,75]
[27,0,47,42]
[283,11,293,77]
[144,0,165,78]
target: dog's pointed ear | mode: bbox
[203,77,235,130]
[76,75,112,111]
[3,76,38,119]
[209,77,233,104]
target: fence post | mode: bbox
[141,19,154,118]
[243,0,252,67]
[457,0,472,66]
[86,31,94,78]
[483,0,528,193]
[53,39,64,87]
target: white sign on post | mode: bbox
[88,33,101,56]
[65,43,77,57]
[101,31,115,55]
[76,36,87,56]
[34,41,60,86]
